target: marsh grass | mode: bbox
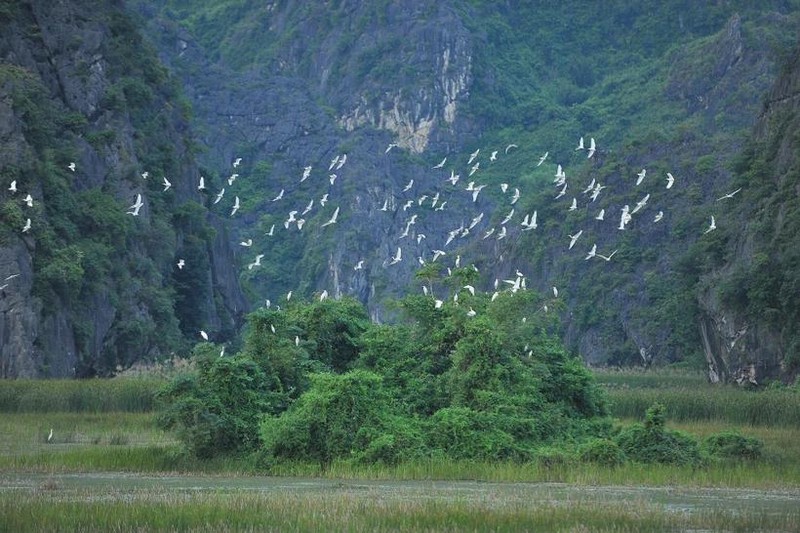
[0,378,164,413]
[0,489,797,533]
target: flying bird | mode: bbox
[247,254,265,270]
[230,196,240,217]
[233,157,242,168]
[511,188,521,205]
[127,194,143,216]
[162,177,172,191]
[595,209,605,221]
[389,247,402,265]
[67,162,76,172]
[301,166,312,182]
[23,194,33,207]
[636,169,647,186]
[489,150,498,161]
[432,157,447,169]
[176,258,185,269]
[468,149,480,165]
[653,211,664,223]
[239,238,252,247]
[271,189,284,202]
[716,188,742,201]
[505,143,518,154]
[402,179,414,192]
[576,137,585,150]
[200,330,209,341]
[596,250,618,261]
[537,152,549,166]
[22,218,31,233]
[666,172,675,189]
[214,188,225,204]
[585,243,597,260]
[568,230,583,249]
[354,260,364,271]
[587,137,596,158]
[8,181,16,193]
[704,216,717,234]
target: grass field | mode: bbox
[0,371,798,531]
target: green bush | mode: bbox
[578,438,627,466]
[703,431,762,461]
[615,403,704,467]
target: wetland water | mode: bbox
[1,472,798,516]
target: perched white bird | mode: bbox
[537,152,549,166]
[233,157,242,168]
[200,330,209,341]
[463,285,475,296]
[320,206,340,227]
[716,188,742,201]
[67,162,76,172]
[177,258,185,269]
[389,247,402,265]
[214,188,225,204]
[666,172,675,189]
[704,216,717,234]
[466,307,477,317]
[585,243,597,260]
[198,176,205,191]
[162,177,172,191]
[434,299,444,309]
[47,428,53,442]
[320,290,328,301]
[8,180,16,193]
[127,194,143,216]
[636,169,647,186]
[587,138,596,158]
[239,238,253,247]
[230,196,240,217]
[432,157,447,169]
[22,218,31,233]
[553,286,559,298]
[247,254,264,270]
[271,189,284,202]
[595,209,605,221]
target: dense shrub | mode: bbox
[615,403,704,467]
[578,438,627,466]
[703,431,763,461]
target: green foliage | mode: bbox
[578,438,627,466]
[703,431,763,461]
[615,403,705,466]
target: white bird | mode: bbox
[177,258,185,269]
[328,155,339,171]
[511,188,521,205]
[471,184,486,202]
[500,208,515,225]
[463,285,475,296]
[434,299,443,309]
[23,194,33,207]
[239,238,252,247]
[354,260,364,271]
[569,198,577,211]
[385,142,398,153]
[380,198,389,211]
[416,233,426,244]
[666,172,675,189]
[632,193,650,214]
[576,137,585,150]
[568,230,583,249]
[553,286,559,298]
[432,157,447,169]
[247,254,264,270]
[595,209,605,221]
[417,195,428,206]
[329,173,337,185]
[585,243,597,260]
[596,250,618,261]
[233,157,242,168]
[469,162,480,176]
[496,226,507,240]
[489,150,498,161]
[555,182,568,200]
[469,213,484,230]
[704,216,717,234]
[590,183,606,202]
[389,247,402,265]
[67,162,76,172]
[214,188,225,204]
[295,335,300,346]
[335,153,347,170]
[127,194,143,216]
[22,218,31,233]
[219,346,225,357]
[402,200,413,211]
[653,211,664,223]
[200,330,209,341]
[266,224,275,236]
[8,181,16,193]
[582,178,596,194]
[320,193,329,206]
[435,201,446,211]
[587,138,596,158]
[636,169,647,186]
[619,205,632,230]
[271,189,284,202]
[716,188,742,201]
[320,290,328,301]
[302,200,314,215]
[554,164,565,182]
[198,176,205,191]
[468,149,480,165]
[402,179,414,192]
[286,291,292,301]
[466,307,477,317]
[162,177,172,191]
[322,207,339,228]
[141,171,149,180]
[500,183,508,193]
[537,152,549,166]
[301,166,312,182]
[483,227,495,239]
[447,170,460,186]
[227,173,238,186]
[296,218,306,230]
[521,211,538,230]
[505,143,518,154]
[230,196,240,217]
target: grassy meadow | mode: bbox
[0,370,798,531]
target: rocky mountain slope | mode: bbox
[0,0,246,377]
[131,1,799,381]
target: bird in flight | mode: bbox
[468,149,480,165]
[230,196,240,217]
[8,180,16,193]
[585,243,597,260]
[22,218,31,233]
[23,194,33,207]
[233,157,242,168]
[587,138,596,158]
[537,152,549,166]
[301,166,312,182]
[402,179,414,192]
[321,206,340,227]
[67,162,76,172]
[354,260,364,271]
[576,137,584,151]
[248,254,264,270]
[716,188,742,201]
[704,216,717,234]
[214,188,225,204]
[127,194,143,216]
[432,157,447,169]
[200,330,209,341]
[653,211,664,223]
[595,209,605,221]
[177,258,185,269]
[162,177,172,191]
[568,230,583,249]
[271,189,284,202]
[596,250,618,261]
[666,172,675,189]
[389,247,402,265]
[239,238,252,247]
[636,169,647,186]
[505,143,518,154]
